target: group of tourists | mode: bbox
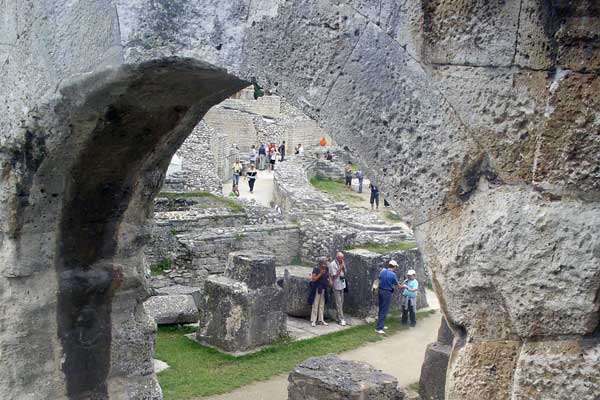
[343,161,380,210]
[308,252,419,333]
[309,252,348,327]
[230,159,258,196]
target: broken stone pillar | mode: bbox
[343,248,428,318]
[419,317,454,400]
[197,252,286,354]
[288,354,404,400]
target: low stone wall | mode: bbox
[151,223,302,289]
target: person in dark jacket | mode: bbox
[279,141,286,162]
[376,260,401,334]
[309,256,330,327]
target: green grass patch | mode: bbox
[157,191,244,213]
[309,176,364,205]
[156,309,436,399]
[346,242,418,254]
[384,210,403,222]
[408,382,420,392]
[150,259,172,276]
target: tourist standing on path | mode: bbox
[329,252,347,326]
[297,143,304,156]
[279,141,286,162]
[345,162,354,190]
[269,146,277,171]
[309,257,330,327]
[258,143,267,170]
[325,149,333,161]
[356,169,364,193]
[232,159,243,186]
[400,269,419,327]
[370,183,380,210]
[319,136,327,147]
[247,164,257,193]
[249,145,257,166]
[376,260,400,334]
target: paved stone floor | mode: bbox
[286,316,365,341]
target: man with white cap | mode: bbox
[400,269,419,327]
[376,259,401,334]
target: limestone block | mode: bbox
[343,248,428,318]
[143,295,199,325]
[197,275,286,353]
[421,0,521,66]
[420,186,600,340]
[446,341,521,400]
[225,251,277,289]
[154,285,202,308]
[419,342,451,400]
[511,338,600,400]
[287,355,404,400]
[277,265,313,318]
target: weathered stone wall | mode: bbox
[2,1,598,399]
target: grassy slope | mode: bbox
[346,242,418,253]
[156,310,436,399]
[309,176,364,205]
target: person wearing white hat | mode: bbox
[376,259,401,334]
[400,269,419,327]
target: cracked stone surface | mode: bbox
[1,0,598,399]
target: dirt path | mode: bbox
[199,299,440,400]
[222,169,275,208]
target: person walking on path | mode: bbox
[249,145,257,166]
[345,162,353,190]
[376,260,400,334]
[247,164,257,193]
[329,252,347,326]
[278,141,286,162]
[369,183,380,210]
[309,257,330,327]
[232,159,243,186]
[356,169,364,193]
[258,143,267,170]
[400,269,419,327]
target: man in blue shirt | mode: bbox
[401,269,419,327]
[376,260,400,334]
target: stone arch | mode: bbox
[1,0,599,399]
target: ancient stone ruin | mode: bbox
[288,355,405,400]
[1,1,598,399]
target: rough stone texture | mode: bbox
[511,338,600,400]
[143,294,198,325]
[419,342,451,400]
[196,275,286,354]
[153,285,202,308]
[446,341,521,400]
[276,265,314,318]
[225,252,277,290]
[2,0,599,398]
[288,354,404,400]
